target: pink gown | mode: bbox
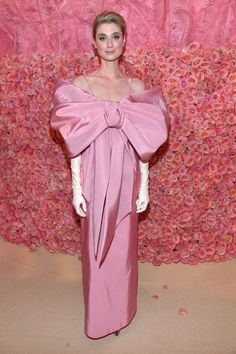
[50,79,169,338]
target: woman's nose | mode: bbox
[107,38,113,47]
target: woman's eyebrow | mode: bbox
[97,31,122,36]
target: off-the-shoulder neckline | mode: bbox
[57,79,159,103]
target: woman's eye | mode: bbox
[98,34,121,41]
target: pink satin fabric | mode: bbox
[50,79,169,337]
[51,80,169,265]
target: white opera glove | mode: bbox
[136,160,150,213]
[70,155,87,217]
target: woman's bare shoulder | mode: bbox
[72,75,87,89]
[131,78,146,93]
[72,71,99,90]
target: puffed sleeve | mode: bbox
[121,87,170,161]
[50,81,107,157]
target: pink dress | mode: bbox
[50,79,169,338]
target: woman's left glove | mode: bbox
[136,161,150,213]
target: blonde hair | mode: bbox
[92,10,126,39]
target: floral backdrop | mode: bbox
[1,42,236,265]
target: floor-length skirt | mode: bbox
[80,201,138,339]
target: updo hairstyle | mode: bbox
[92,10,126,39]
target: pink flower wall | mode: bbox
[1,43,236,265]
[0,1,236,265]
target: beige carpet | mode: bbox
[0,238,235,354]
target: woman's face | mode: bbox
[93,22,125,61]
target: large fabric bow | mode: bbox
[50,80,169,266]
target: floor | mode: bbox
[0,238,235,354]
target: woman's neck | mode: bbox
[96,58,124,79]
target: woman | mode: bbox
[50,10,169,339]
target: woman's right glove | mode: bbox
[70,155,87,217]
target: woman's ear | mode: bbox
[93,41,98,56]
[123,35,126,47]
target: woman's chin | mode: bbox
[100,51,123,62]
